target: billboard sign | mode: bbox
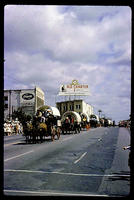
[22,93,34,100]
[20,90,35,106]
[58,80,90,96]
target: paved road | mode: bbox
[4,127,130,197]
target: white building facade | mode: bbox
[4,86,45,120]
[56,99,93,118]
[82,101,93,117]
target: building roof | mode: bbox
[56,99,83,104]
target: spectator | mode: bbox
[18,123,21,134]
[20,123,23,134]
[6,123,12,136]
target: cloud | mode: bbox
[4,5,131,123]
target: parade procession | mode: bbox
[4,80,121,144]
[4,6,131,197]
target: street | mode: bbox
[4,127,130,197]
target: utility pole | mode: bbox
[98,109,102,119]
[9,90,11,120]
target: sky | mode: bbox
[4,5,131,123]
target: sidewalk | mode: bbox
[98,127,130,197]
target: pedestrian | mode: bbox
[7,123,12,136]
[10,122,13,135]
[20,123,23,134]
[123,145,131,168]
[18,123,21,134]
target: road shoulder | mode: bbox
[98,127,130,197]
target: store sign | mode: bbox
[58,80,90,96]
[22,93,34,100]
[20,90,35,106]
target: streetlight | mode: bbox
[98,109,102,119]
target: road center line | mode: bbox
[74,152,87,164]
[4,150,34,162]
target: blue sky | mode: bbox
[4,5,131,123]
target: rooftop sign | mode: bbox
[58,80,90,96]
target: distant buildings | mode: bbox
[4,84,93,122]
[4,86,45,120]
[56,99,93,117]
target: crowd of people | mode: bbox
[4,120,23,136]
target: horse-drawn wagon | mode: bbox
[23,106,61,143]
[61,111,81,134]
[80,112,90,130]
[89,114,99,128]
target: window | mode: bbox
[76,104,81,109]
[63,105,67,111]
[70,105,72,111]
[70,105,74,111]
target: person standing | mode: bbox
[123,145,131,168]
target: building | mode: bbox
[56,100,93,117]
[4,86,45,120]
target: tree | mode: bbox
[12,108,31,126]
[37,105,51,112]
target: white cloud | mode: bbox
[4,5,131,123]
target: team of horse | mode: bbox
[23,108,104,144]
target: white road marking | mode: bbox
[4,189,109,196]
[74,152,87,164]
[5,169,130,178]
[4,150,34,162]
